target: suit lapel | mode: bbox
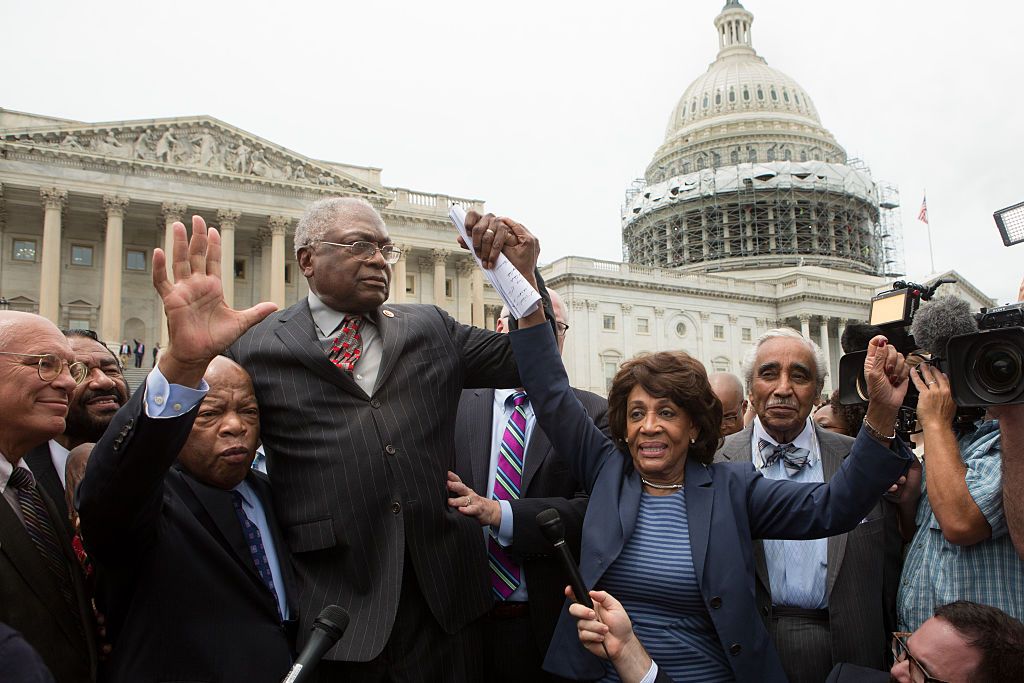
[817,426,850,599]
[373,305,406,393]
[465,389,494,494]
[24,444,66,528]
[718,427,771,591]
[272,300,365,398]
[684,458,714,588]
[246,472,296,615]
[521,396,553,493]
[0,482,84,648]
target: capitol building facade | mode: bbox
[0,1,992,396]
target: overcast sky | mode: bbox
[4,1,1023,303]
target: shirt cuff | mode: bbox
[639,660,659,683]
[494,499,514,546]
[144,365,208,418]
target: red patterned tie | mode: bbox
[488,392,527,600]
[328,315,363,373]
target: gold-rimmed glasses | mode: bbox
[317,240,402,264]
[0,351,89,385]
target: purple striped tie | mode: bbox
[8,467,76,611]
[489,392,527,600]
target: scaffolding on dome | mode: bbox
[620,160,904,277]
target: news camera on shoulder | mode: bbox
[838,278,1024,432]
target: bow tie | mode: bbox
[758,439,811,476]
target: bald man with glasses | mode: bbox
[0,311,98,683]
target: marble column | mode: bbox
[100,196,129,344]
[268,216,291,309]
[391,245,407,304]
[819,317,832,395]
[258,229,272,303]
[38,187,67,324]
[217,209,240,308]
[159,202,187,347]
[799,313,811,340]
[654,307,666,352]
[455,260,474,323]
[471,269,484,327]
[431,249,447,306]
[621,304,633,359]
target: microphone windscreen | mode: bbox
[841,323,885,353]
[909,296,979,358]
[313,605,349,640]
[536,508,565,544]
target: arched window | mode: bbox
[767,148,776,161]
[715,91,722,106]
[748,148,757,162]
[783,148,792,161]
[783,89,790,103]
[730,150,739,164]
[743,86,750,101]
[728,87,736,103]
[800,150,808,162]
[770,87,778,101]
[682,162,691,174]
[703,94,709,109]
[691,99,697,113]
[712,152,721,167]
[756,86,764,100]
[697,156,706,170]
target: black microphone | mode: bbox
[909,295,979,359]
[281,605,350,683]
[536,508,593,610]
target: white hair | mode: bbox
[293,197,384,256]
[741,327,827,395]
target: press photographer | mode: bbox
[862,287,1024,630]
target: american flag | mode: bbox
[918,195,929,224]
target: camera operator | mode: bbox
[896,361,1024,631]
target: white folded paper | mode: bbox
[448,205,541,319]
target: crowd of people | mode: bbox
[0,196,1022,683]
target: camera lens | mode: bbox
[974,342,1023,395]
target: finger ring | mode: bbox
[464,497,470,506]
[927,381,937,386]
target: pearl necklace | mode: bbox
[641,478,683,490]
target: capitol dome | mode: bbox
[647,0,844,182]
[622,0,899,277]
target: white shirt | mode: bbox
[47,440,70,490]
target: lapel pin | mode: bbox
[382,309,395,318]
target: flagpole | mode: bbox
[920,191,936,273]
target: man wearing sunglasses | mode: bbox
[226,196,533,682]
[0,311,97,683]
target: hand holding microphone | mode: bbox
[281,605,349,683]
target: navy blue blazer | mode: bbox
[509,324,912,682]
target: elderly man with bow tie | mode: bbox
[714,328,917,683]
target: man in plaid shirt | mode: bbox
[897,362,1024,631]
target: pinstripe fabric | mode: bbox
[7,468,75,611]
[228,299,519,663]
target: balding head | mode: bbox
[0,312,79,462]
[177,356,261,490]
[498,290,570,354]
[709,372,748,437]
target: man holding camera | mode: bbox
[897,362,1024,631]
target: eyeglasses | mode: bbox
[892,632,949,683]
[555,322,570,337]
[0,352,89,385]
[316,240,402,265]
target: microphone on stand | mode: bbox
[536,508,610,659]
[281,605,349,683]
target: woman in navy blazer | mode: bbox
[507,315,912,682]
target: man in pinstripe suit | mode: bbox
[228,197,533,682]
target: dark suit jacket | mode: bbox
[508,323,913,682]
[0,464,96,683]
[0,622,57,683]
[78,389,297,683]
[24,443,72,534]
[454,386,608,653]
[227,300,520,661]
[715,423,903,671]
[824,663,890,682]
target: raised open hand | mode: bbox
[153,215,277,383]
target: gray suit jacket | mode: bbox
[714,423,903,671]
[228,299,520,661]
